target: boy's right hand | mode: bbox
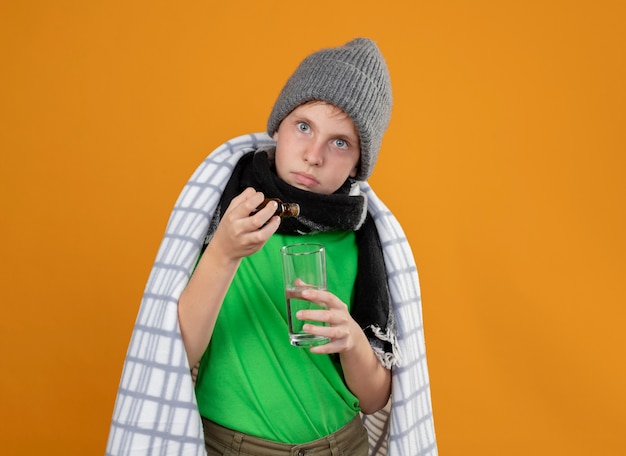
[210,187,280,261]
[179,187,279,368]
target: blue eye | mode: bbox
[297,122,310,132]
[334,138,348,149]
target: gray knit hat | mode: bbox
[267,38,392,181]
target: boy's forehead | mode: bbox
[295,101,353,123]
[299,100,344,113]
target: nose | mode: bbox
[303,140,324,167]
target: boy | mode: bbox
[106,37,437,456]
[178,38,396,455]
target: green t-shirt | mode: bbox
[195,231,359,444]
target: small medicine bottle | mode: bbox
[251,198,300,218]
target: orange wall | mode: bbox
[1,1,625,454]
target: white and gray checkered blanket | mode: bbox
[106,133,437,455]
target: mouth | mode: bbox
[292,172,319,187]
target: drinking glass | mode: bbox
[280,243,330,347]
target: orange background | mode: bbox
[1,1,624,455]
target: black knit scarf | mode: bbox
[205,148,395,361]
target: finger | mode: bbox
[303,325,349,353]
[222,189,263,222]
[309,339,345,354]
[230,187,258,208]
[296,309,331,324]
[256,215,281,235]
[249,199,278,228]
[239,189,266,214]
[294,278,308,287]
[302,322,340,337]
[301,289,346,310]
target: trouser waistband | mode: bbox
[201,414,368,456]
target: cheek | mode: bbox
[273,149,289,181]
[341,153,360,178]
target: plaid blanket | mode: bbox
[106,133,438,455]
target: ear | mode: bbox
[349,165,358,178]
[272,131,278,142]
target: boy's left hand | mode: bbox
[297,289,365,355]
[298,288,392,414]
